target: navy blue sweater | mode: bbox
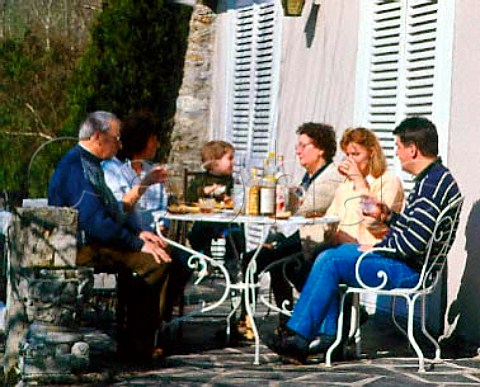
[375,159,461,270]
[48,145,144,251]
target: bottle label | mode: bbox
[260,186,275,215]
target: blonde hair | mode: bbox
[201,140,235,171]
[340,127,387,178]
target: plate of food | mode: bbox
[215,200,234,210]
[168,204,200,214]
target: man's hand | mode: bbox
[139,230,168,249]
[360,195,391,222]
[141,240,172,264]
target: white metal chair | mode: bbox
[325,196,464,372]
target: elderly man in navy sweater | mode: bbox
[269,117,462,364]
[48,111,170,362]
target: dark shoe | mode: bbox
[275,324,294,339]
[309,334,347,363]
[266,334,309,364]
[308,334,336,357]
[308,334,335,354]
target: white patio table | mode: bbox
[153,209,340,364]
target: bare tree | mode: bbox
[1,0,102,45]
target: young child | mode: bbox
[186,140,245,283]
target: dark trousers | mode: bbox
[77,245,170,358]
[163,246,193,321]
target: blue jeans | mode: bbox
[287,244,420,340]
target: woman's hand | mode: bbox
[338,157,367,189]
[141,165,169,186]
[123,165,169,212]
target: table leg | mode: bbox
[244,243,264,365]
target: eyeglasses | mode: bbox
[104,133,121,143]
[295,142,315,151]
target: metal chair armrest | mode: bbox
[354,246,396,290]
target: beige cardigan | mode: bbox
[297,163,343,259]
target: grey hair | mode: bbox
[78,111,119,139]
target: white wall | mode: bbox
[211,0,360,179]
[276,0,360,180]
[443,0,480,344]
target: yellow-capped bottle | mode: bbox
[247,168,260,215]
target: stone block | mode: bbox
[20,323,90,383]
[20,267,94,326]
[11,207,78,268]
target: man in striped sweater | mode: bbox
[268,117,461,364]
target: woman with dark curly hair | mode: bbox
[240,122,343,335]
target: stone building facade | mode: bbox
[168,3,216,199]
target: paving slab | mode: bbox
[5,279,480,386]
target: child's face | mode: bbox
[210,150,234,175]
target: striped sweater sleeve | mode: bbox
[375,162,460,262]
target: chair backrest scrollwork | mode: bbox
[420,195,464,291]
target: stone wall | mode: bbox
[168,3,216,200]
[3,207,98,384]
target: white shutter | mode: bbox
[355,0,454,317]
[231,0,279,166]
[228,0,280,250]
[232,7,255,156]
[355,0,453,191]
[365,1,404,168]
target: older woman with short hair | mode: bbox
[240,122,343,335]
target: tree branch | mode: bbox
[1,130,54,140]
[25,102,47,132]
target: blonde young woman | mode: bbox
[326,127,405,246]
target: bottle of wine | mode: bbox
[259,154,276,216]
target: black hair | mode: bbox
[117,111,158,160]
[393,117,438,157]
